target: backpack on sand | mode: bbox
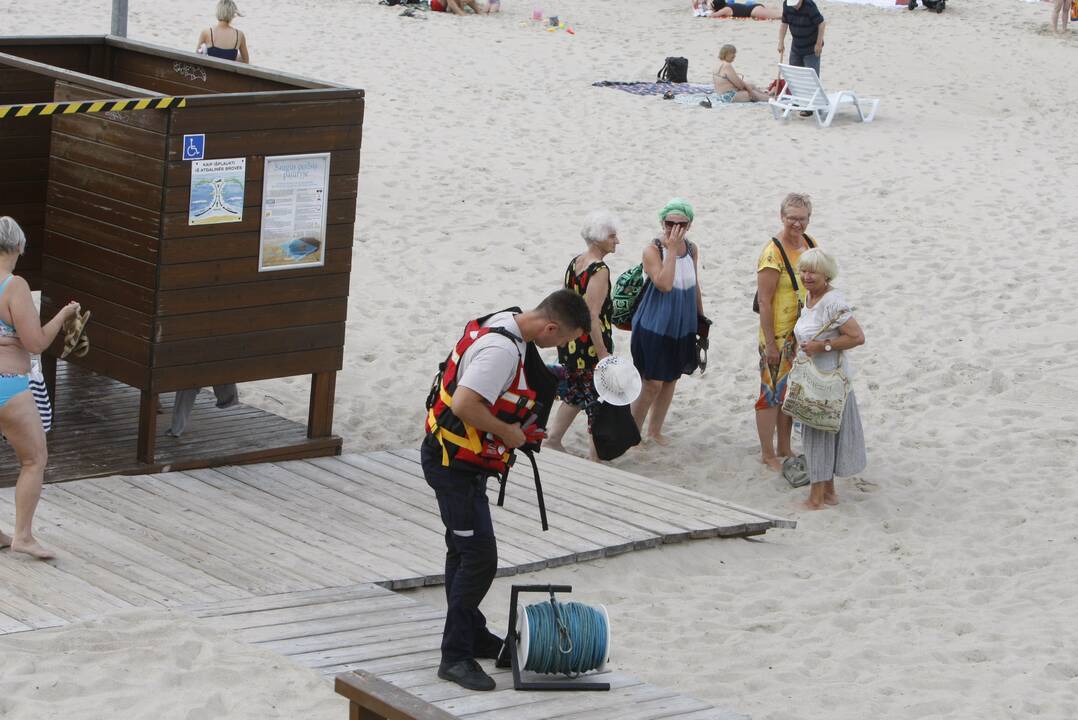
[657,57,689,83]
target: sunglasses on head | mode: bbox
[664,220,688,229]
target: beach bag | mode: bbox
[590,401,641,460]
[781,320,848,433]
[752,234,814,313]
[657,57,689,84]
[611,263,647,331]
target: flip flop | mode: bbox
[60,309,91,359]
[782,455,809,488]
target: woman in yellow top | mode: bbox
[755,193,816,471]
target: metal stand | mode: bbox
[495,584,610,692]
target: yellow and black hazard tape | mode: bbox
[0,96,186,119]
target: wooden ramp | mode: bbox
[0,363,341,487]
[189,583,750,720]
[0,448,792,635]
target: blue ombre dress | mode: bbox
[630,241,699,381]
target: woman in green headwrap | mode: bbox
[629,198,704,445]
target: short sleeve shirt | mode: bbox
[757,240,811,342]
[782,0,824,53]
[456,312,525,405]
[794,289,855,376]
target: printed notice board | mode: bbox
[188,158,246,226]
[258,153,331,272]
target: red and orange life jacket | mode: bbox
[425,312,541,476]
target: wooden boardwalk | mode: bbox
[0,363,341,487]
[191,583,749,719]
[0,448,791,718]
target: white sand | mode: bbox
[3,0,1078,718]
[0,610,343,719]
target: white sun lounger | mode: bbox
[769,64,879,127]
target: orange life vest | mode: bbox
[425,312,540,476]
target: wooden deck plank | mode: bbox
[52,479,306,596]
[202,463,456,584]
[349,453,639,554]
[186,466,433,585]
[271,458,555,580]
[536,449,796,530]
[383,450,694,538]
[186,582,392,617]
[121,472,361,587]
[303,459,612,569]
[16,484,247,603]
[0,610,31,635]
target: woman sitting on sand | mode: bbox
[713,45,771,103]
[630,199,704,445]
[792,249,866,510]
[547,211,620,460]
[694,0,783,19]
[0,217,82,560]
[195,0,250,63]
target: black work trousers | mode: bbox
[421,441,500,663]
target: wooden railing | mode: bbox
[334,671,459,720]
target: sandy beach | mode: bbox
[2,0,1078,718]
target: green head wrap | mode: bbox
[659,198,695,223]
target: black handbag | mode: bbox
[591,401,641,461]
[657,57,689,84]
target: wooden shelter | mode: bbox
[0,36,362,476]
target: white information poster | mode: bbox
[188,158,246,226]
[258,153,331,272]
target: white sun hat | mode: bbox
[593,355,642,406]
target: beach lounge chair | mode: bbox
[769,64,879,127]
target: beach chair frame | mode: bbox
[769,64,879,127]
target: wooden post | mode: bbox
[136,389,156,463]
[111,0,129,37]
[308,371,336,439]
[41,354,57,406]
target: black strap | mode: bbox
[497,449,548,531]
[769,234,814,293]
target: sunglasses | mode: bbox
[783,215,810,225]
[664,220,689,229]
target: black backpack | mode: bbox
[657,57,689,84]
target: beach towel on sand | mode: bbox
[593,81,715,96]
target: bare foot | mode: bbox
[648,433,671,446]
[762,456,783,471]
[823,494,839,506]
[0,529,11,549]
[10,537,56,560]
[799,499,825,511]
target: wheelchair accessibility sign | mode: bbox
[182,134,205,161]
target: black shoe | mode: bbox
[799,110,814,117]
[474,633,505,660]
[438,659,496,691]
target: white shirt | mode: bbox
[793,288,855,377]
[456,312,526,405]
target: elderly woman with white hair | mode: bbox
[0,217,81,559]
[196,0,250,63]
[546,210,620,457]
[793,248,866,510]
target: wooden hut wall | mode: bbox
[151,95,363,393]
[0,63,56,288]
[38,79,168,390]
[106,48,295,97]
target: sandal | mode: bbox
[782,455,809,488]
[60,309,91,359]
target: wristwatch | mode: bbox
[824,342,833,352]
